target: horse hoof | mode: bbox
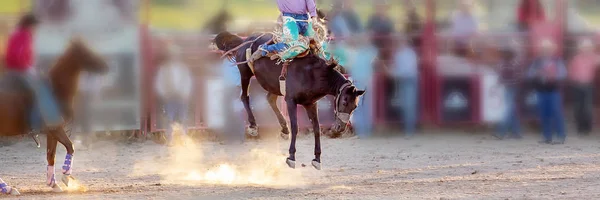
[311,160,321,170]
[9,188,20,195]
[286,158,296,169]
[280,132,289,140]
[246,127,259,137]
[62,175,75,187]
[51,183,63,193]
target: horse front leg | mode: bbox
[266,93,289,139]
[304,103,321,170]
[0,178,20,195]
[50,128,75,187]
[46,132,63,192]
[240,76,258,137]
[285,99,298,168]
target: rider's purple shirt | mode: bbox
[277,0,317,17]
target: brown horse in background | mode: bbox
[0,38,108,195]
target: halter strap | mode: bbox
[334,81,354,124]
[334,81,353,114]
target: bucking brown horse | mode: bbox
[0,38,108,195]
[214,32,365,170]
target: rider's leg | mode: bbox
[23,76,64,128]
[279,16,308,61]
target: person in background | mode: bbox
[367,0,395,57]
[328,0,352,39]
[326,0,352,67]
[568,38,599,136]
[329,0,362,35]
[493,45,523,140]
[348,34,378,138]
[527,39,567,144]
[403,0,422,48]
[389,36,419,138]
[220,56,245,143]
[450,0,478,57]
[517,0,545,31]
[154,43,193,146]
[5,13,63,131]
[202,8,231,35]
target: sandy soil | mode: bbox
[2,131,600,200]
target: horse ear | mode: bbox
[355,89,366,96]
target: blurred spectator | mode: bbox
[367,1,395,55]
[329,0,362,38]
[348,34,377,138]
[328,0,351,39]
[390,36,419,137]
[403,0,422,47]
[202,9,232,35]
[219,57,245,143]
[527,39,567,144]
[450,0,478,57]
[517,0,545,31]
[492,46,523,140]
[327,0,353,67]
[568,38,599,136]
[154,43,193,146]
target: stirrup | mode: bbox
[279,75,286,96]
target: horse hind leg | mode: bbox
[50,128,76,187]
[266,93,289,139]
[240,75,258,137]
[46,132,63,192]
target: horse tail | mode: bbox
[214,31,244,52]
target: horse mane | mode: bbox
[214,31,244,52]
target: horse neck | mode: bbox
[49,55,81,110]
[327,71,349,96]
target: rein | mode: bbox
[334,81,354,124]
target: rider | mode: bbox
[4,13,64,130]
[250,0,318,63]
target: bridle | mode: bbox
[333,81,354,124]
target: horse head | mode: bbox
[48,37,108,120]
[63,37,109,74]
[326,62,365,134]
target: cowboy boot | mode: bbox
[249,48,265,63]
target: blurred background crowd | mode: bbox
[2,0,600,144]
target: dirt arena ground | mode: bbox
[2,131,600,200]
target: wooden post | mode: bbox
[141,0,153,135]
